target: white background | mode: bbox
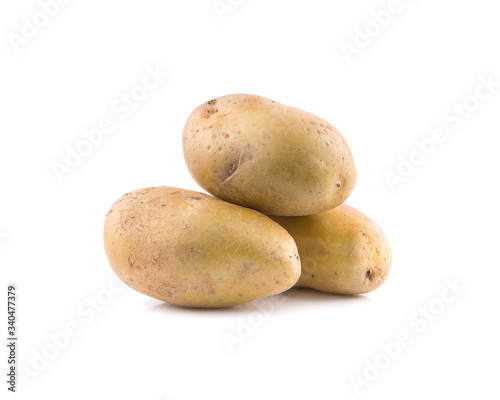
[1,0,499,399]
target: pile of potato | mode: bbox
[104,94,392,308]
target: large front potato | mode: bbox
[183,94,356,216]
[271,204,392,294]
[103,187,301,308]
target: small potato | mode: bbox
[183,94,356,216]
[103,187,301,308]
[271,204,392,295]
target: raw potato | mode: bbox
[103,187,301,308]
[183,94,356,216]
[271,204,391,295]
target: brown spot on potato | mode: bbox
[223,160,239,182]
[159,282,177,297]
[366,269,373,280]
[207,99,217,105]
[147,197,163,207]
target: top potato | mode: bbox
[183,94,356,216]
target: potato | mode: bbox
[270,204,391,295]
[182,94,356,216]
[103,187,301,308]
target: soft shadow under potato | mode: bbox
[144,287,371,316]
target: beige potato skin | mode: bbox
[271,204,392,295]
[183,94,356,216]
[104,187,301,308]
